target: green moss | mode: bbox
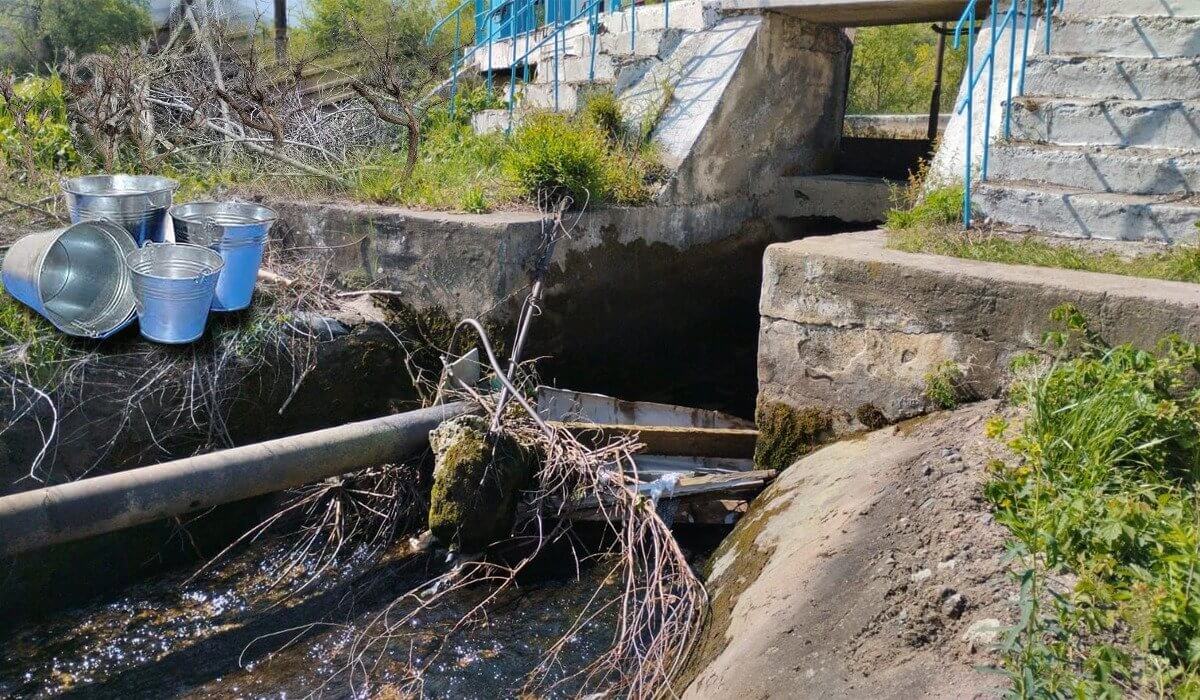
[753,401,833,472]
[427,415,537,551]
[923,360,965,410]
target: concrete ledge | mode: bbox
[757,229,1200,430]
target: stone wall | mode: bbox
[757,230,1200,434]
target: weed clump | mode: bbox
[985,304,1200,696]
[582,90,626,143]
[923,360,966,410]
[885,185,963,231]
[503,112,611,205]
[753,400,833,471]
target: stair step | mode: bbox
[517,81,582,111]
[1023,55,1200,101]
[1066,0,1200,18]
[567,27,685,59]
[1009,97,1200,151]
[989,143,1200,195]
[975,180,1200,243]
[534,52,656,89]
[1051,15,1200,58]
[775,174,896,224]
[471,108,525,134]
[601,0,714,34]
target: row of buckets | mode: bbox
[2,175,278,344]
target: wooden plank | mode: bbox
[551,421,759,459]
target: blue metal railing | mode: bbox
[427,0,672,125]
[953,0,1064,228]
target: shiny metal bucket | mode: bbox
[62,174,179,245]
[170,201,276,311]
[126,242,224,344]
[1,220,137,338]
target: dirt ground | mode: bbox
[684,400,1016,698]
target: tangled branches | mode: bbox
[336,339,707,698]
[0,240,344,485]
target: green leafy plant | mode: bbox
[581,89,625,143]
[0,74,77,172]
[985,305,1200,695]
[885,184,963,231]
[503,112,610,205]
[923,359,965,409]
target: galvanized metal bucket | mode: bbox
[62,174,179,245]
[170,201,276,311]
[126,242,224,344]
[1,220,137,338]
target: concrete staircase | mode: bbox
[470,0,716,133]
[975,1,1200,243]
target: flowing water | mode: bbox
[0,534,627,698]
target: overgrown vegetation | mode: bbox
[923,360,965,410]
[985,305,1200,696]
[848,22,967,115]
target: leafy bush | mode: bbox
[923,360,964,409]
[503,112,611,205]
[848,23,967,114]
[306,0,440,53]
[986,305,1200,696]
[38,0,151,56]
[0,75,76,170]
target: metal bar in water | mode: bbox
[0,402,469,557]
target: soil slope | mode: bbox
[684,401,1015,698]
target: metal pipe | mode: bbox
[0,402,468,557]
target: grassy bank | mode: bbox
[985,307,1200,696]
[884,186,1200,285]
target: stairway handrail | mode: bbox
[505,0,606,126]
[952,0,1064,229]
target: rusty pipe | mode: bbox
[0,402,468,557]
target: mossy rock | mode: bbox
[428,415,538,552]
[753,401,833,472]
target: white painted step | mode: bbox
[601,0,716,33]
[774,174,896,224]
[1022,55,1200,100]
[1067,0,1200,18]
[975,179,1200,243]
[989,143,1200,195]
[534,52,657,89]
[1051,15,1200,57]
[471,108,526,134]
[1009,97,1200,151]
[518,81,582,111]
[566,27,685,59]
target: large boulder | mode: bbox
[682,401,1015,698]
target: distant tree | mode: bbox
[38,0,151,58]
[848,23,967,115]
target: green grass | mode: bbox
[890,228,1200,285]
[884,184,963,231]
[985,305,1200,696]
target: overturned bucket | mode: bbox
[2,220,137,338]
[126,242,224,344]
[170,201,276,311]
[62,174,179,245]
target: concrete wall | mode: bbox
[272,199,859,417]
[757,230,1200,433]
[654,12,852,204]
